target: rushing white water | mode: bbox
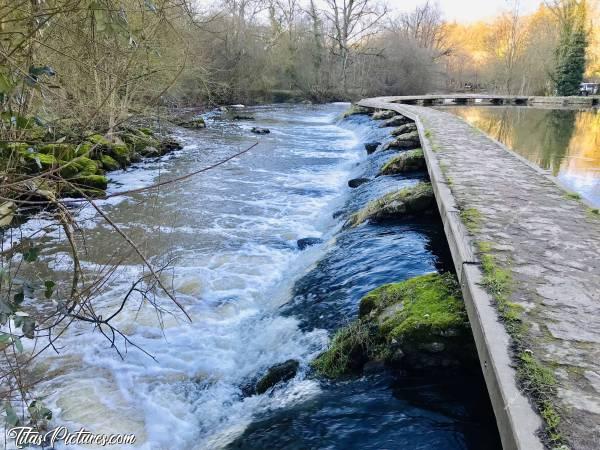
[23,104,370,449]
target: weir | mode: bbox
[366,94,600,107]
[358,97,600,450]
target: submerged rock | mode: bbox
[297,237,323,250]
[177,117,206,129]
[391,123,417,136]
[380,115,411,128]
[364,142,381,154]
[382,131,421,151]
[232,115,255,121]
[348,178,370,188]
[343,105,371,118]
[251,127,270,134]
[345,182,434,227]
[255,359,300,394]
[311,273,474,378]
[372,110,396,120]
[379,149,425,175]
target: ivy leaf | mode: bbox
[28,400,52,421]
[4,404,20,427]
[13,336,23,353]
[13,290,24,305]
[23,247,39,262]
[44,280,55,299]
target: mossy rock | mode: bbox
[70,174,108,191]
[312,273,474,378]
[379,149,425,175]
[138,127,154,136]
[391,123,417,136]
[110,144,131,166]
[100,155,120,171]
[379,115,411,128]
[59,156,99,178]
[37,143,78,161]
[382,131,421,151]
[21,152,59,172]
[121,131,160,153]
[372,110,397,120]
[86,134,112,146]
[177,117,206,129]
[346,182,434,227]
[343,105,371,118]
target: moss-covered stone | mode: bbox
[342,104,371,118]
[22,152,59,172]
[37,143,77,160]
[121,131,160,153]
[177,117,206,129]
[346,182,434,227]
[382,131,421,151]
[380,115,411,128]
[110,144,130,166]
[59,156,99,178]
[379,149,425,175]
[100,155,120,171]
[86,134,112,146]
[312,273,474,378]
[372,110,396,120]
[70,174,108,191]
[391,123,417,136]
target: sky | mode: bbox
[391,0,545,23]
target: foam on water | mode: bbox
[29,104,361,449]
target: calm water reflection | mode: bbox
[444,106,600,207]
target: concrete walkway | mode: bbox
[358,98,600,450]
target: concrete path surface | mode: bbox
[358,98,600,450]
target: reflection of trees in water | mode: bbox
[453,107,576,176]
[536,110,576,175]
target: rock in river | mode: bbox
[297,237,323,250]
[364,142,381,154]
[391,123,417,136]
[379,149,425,175]
[372,110,397,120]
[382,131,421,151]
[379,115,411,128]
[255,360,300,394]
[345,182,434,227]
[348,178,370,188]
[251,127,270,134]
[311,273,475,378]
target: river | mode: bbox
[18,104,500,449]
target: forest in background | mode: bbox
[0,0,598,132]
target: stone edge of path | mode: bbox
[357,98,545,450]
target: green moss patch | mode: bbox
[312,273,474,378]
[346,182,434,227]
[379,149,425,175]
[342,105,371,118]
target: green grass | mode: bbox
[564,192,581,200]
